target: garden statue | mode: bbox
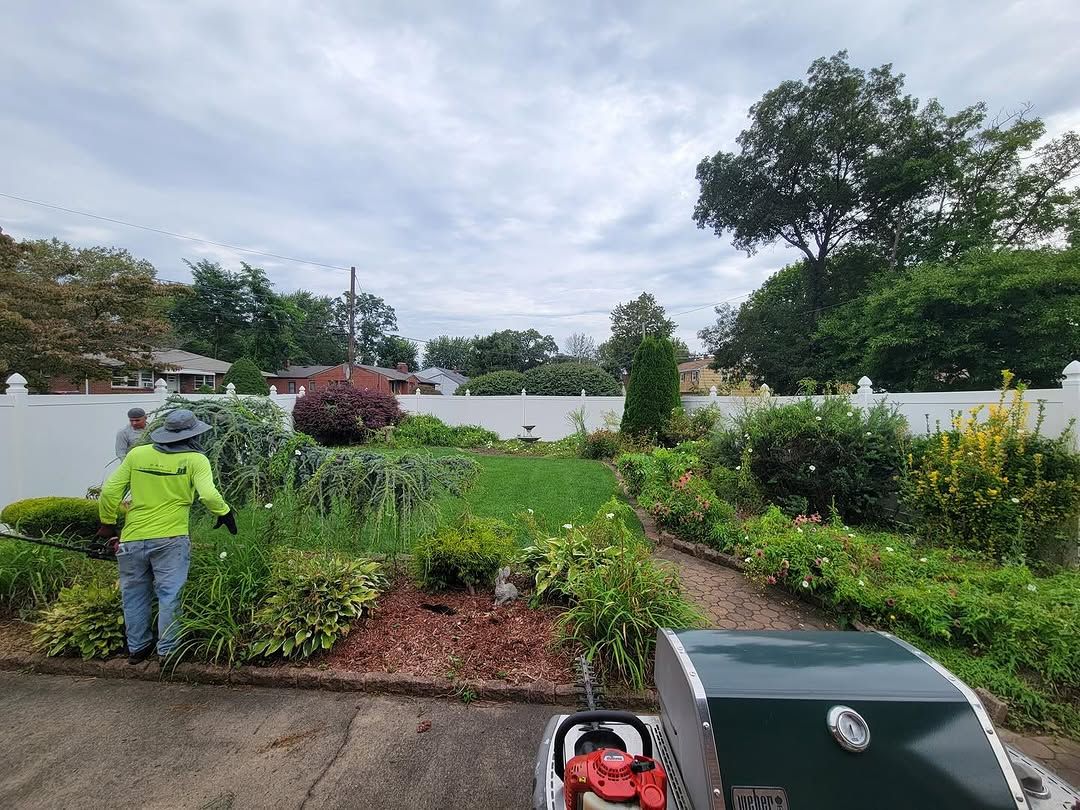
[494,566,518,606]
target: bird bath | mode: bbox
[519,424,541,443]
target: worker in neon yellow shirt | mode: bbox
[99,409,236,663]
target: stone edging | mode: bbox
[0,649,657,710]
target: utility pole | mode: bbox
[346,265,356,382]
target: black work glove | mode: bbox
[214,509,238,535]
[97,524,117,539]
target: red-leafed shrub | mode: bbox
[292,385,404,445]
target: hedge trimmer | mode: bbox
[0,527,117,561]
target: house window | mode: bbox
[111,369,154,389]
[192,374,215,390]
[309,381,316,391]
[287,381,296,394]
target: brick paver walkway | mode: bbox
[654,545,835,630]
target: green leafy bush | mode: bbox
[411,516,516,591]
[616,446,702,497]
[704,397,908,524]
[905,375,1080,561]
[32,581,125,659]
[389,414,498,448]
[581,430,622,460]
[455,370,526,396]
[221,356,269,395]
[735,508,1080,735]
[249,552,385,660]
[1,497,125,540]
[557,547,704,690]
[660,405,724,446]
[518,499,644,605]
[620,337,680,439]
[0,540,94,612]
[640,470,738,547]
[709,464,766,515]
[522,362,621,396]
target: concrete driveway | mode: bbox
[0,671,554,809]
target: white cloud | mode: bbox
[1,0,1078,353]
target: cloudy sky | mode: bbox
[3,1,1078,353]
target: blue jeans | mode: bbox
[116,536,191,656]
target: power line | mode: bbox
[0,191,352,271]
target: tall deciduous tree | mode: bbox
[333,291,397,366]
[697,304,738,356]
[0,234,170,390]
[469,329,558,375]
[376,335,418,370]
[281,290,345,366]
[693,52,925,318]
[598,292,677,377]
[170,259,249,361]
[563,332,598,363]
[422,335,475,370]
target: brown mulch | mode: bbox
[0,619,34,657]
[326,579,574,685]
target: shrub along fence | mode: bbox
[1,361,1079,507]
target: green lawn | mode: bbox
[415,448,640,538]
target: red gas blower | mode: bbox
[553,711,668,810]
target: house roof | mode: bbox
[418,367,469,384]
[90,348,271,376]
[356,364,436,384]
[678,359,714,372]
[271,364,337,379]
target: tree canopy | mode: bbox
[468,329,558,376]
[598,292,678,377]
[422,335,475,370]
[376,335,418,370]
[0,233,170,389]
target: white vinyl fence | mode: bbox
[2,362,1078,507]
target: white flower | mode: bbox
[735,465,741,471]
[744,557,752,563]
[846,411,853,417]
[796,528,803,533]
[822,556,829,563]
[815,416,822,421]
[885,546,894,553]
[847,533,855,538]
[919,557,928,563]
[294,449,302,456]
[219,551,228,560]
[1026,584,1037,592]
[857,579,865,587]
[527,508,534,514]
[801,580,809,588]
[816,544,823,549]
[808,464,816,472]
[605,513,615,519]
[865,432,872,437]
[744,535,749,541]
[1010,497,1020,504]
[746,447,752,453]
[563,524,573,530]
[264,503,273,509]
[744,434,750,441]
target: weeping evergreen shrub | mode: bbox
[620,337,680,439]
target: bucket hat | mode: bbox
[149,409,212,444]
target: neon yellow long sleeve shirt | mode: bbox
[99,445,229,541]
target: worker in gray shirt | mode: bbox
[115,407,148,459]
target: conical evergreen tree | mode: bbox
[620,337,680,437]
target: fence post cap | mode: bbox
[857,375,873,387]
[581,388,586,397]
[269,384,278,395]
[521,388,526,395]
[225,382,237,395]
[298,385,306,397]
[154,378,168,393]
[1064,360,1080,379]
[465,388,470,397]
[709,385,718,397]
[759,383,771,396]
[5,373,28,393]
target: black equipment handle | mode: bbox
[553,710,653,780]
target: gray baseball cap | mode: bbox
[127,407,146,419]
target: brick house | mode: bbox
[268,363,437,395]
[678,358,726,394]
[48,349,269,394]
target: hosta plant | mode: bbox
[32,581,125,659]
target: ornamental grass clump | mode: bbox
[411,516,517,592]
[0,539,96,612]
[905,372,1080,561]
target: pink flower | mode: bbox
[766,575,777,585]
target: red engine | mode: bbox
[563,748,667,810]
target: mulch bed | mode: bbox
[0,619,33,657]
[326,579,574,685]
